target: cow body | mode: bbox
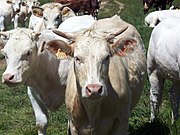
[54,0,100,18]
[147,18,180,123]
[145,10,180,27]
[58,15,96,32]
[52,15,146,135]
[143,0,174,14]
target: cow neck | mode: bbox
[30,51,61,86]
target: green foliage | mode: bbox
[1,0,180,134]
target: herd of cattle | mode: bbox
[0,0,180,134]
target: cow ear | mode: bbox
[61,7,75,16]
[45,39,73,59]
[32,6,43,17]
[111,38,137,56]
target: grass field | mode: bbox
[0,0,180,134]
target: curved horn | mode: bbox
[144,3,148,9]
[53,29,75,42]
[105,26,128,41]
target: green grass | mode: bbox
[1,0,180,134]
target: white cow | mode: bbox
[1,28,69,135]
[147,18,180,123]
[50,15,146,135]
[0,0,21,31]
[145,10,180,27]
[28,2,65,32]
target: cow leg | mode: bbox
[27,87,48,135]
[170,82,180,124]
[149,69,165,121]
[14,14,19,29]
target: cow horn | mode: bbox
[53,29,76,42]
[105,26,128,42]
[144,3,148,9]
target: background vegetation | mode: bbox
[0,0,180,134]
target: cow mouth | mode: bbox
[3,81,21,87]
[84,96,104,102]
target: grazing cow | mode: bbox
[1,28,70,135]
[147,18,180,123]
[143,0,174,14]
[0,0,21,31]
[28,2,65,32]
[54,0,100,18]
[145,10,180,27]
[50,15,146,134]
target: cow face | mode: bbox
[50,28,137,101]
[1,29,39,86]
[32,3,64,30]
[73,35,109,100]
[43,6,63,29]
[11,0,22,12]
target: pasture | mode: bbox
[0,0,180,134]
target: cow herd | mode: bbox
[0,0,179,134]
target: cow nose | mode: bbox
[2,73,14,83]
[86,84,103,97]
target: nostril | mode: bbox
[98,86,102,94]
[9,75,14,80]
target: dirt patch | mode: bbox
[0,59,5,68]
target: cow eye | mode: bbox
[27,50,32,56]
[43,17,48,21]
[74,56,83,65]
[4,53,8,59]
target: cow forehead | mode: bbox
[43,7,61,18]
[4,30,34,54]
[74,35,109,59]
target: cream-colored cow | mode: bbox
[49,15,146,135]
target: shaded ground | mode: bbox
[0,59,5,67]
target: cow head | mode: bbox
[45,27,137,101]
[32,3,65,30]
[10,0,22,13]
[0,28,41,86]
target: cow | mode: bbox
[145,10,180,27]
[49,15,146,135]
[0,28,69,135]
[28,2,65,32]
[143,0,174,14]
[54,0,100,18]
[147,18,180,123]
[0,0,22,31]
